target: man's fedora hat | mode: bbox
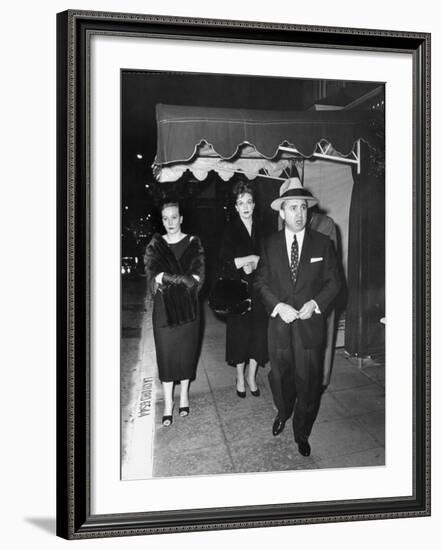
[270,177,318,211]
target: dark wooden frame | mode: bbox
[56,9,431,539]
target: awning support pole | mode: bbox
[312,153,359,166]
[357,138,361,175]
[279,142,362,173]
[218,167,286,181]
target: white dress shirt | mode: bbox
[285,227,305,263]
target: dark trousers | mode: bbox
[268,319,323,442]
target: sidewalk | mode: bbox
[152,305,385,477]
[120,276,148,471]
[122,279,385,479]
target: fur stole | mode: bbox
[144,234,205,327]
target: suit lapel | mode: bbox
[294,228,311,289]
[276,231,292,285]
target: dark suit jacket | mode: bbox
[254,228,341,349]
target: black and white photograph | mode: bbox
[120,71,386,480]
[53,6,431,541]
[3,0,440,545]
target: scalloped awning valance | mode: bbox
[152,104,370,182]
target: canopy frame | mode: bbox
[279,139,361,175]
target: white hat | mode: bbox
[270,177,318,211]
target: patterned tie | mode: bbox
[290,234,299,283]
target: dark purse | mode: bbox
[209,277,251,316]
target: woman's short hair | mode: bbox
[160,198,180,214]
[232,180,255,203]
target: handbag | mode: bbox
[209,277,251,316]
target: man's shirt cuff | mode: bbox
[312,299,321,314]
[271,303,283,317]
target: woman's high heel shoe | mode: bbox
[236,377,246,398]
[246,378,260,397]
[179,406,190,417]
[162,405,174,426]
[162,415,173,426]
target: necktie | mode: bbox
[290,235,299,283]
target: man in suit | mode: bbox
[254,177,341,456]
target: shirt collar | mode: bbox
[285,226,305,243]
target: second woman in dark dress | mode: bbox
[219,181,268,397]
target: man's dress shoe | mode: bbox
[297,440,311,457]
[272,417,286,436]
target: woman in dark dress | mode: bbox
[144,200,205,426]
[219,181,268,397]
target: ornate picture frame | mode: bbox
[56,10,430,539]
